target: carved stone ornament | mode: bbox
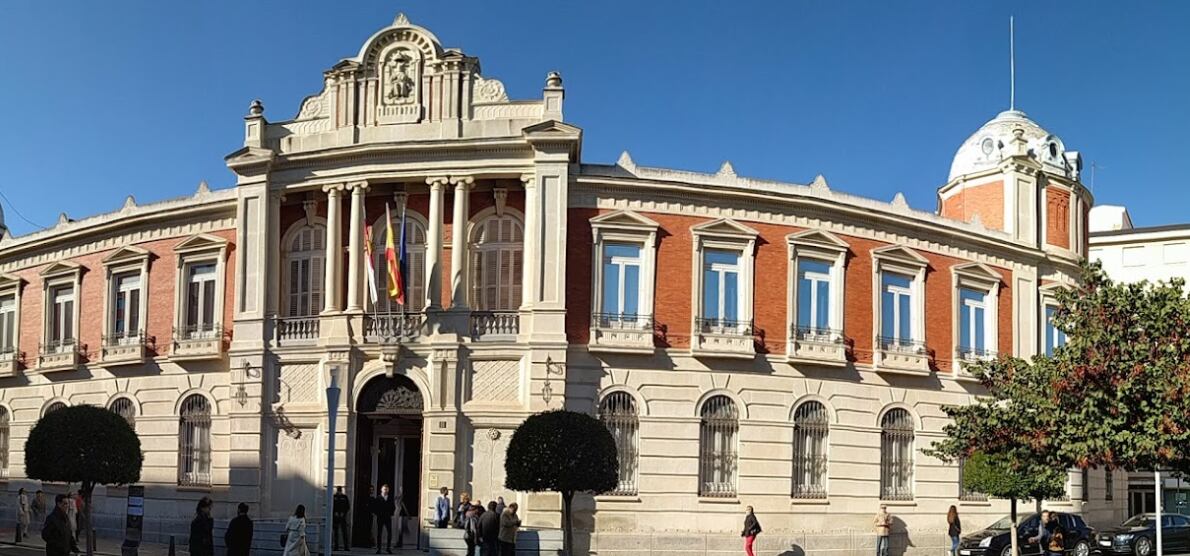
[473,76,508,103]
[382,48,418,106]
[486,428,501,441]
[375,386,424,412]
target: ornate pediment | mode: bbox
[952,262,1002,285]
[589,210,660,232]
[871,245,929,267]
[373,386,423,414]
[102,245,151,267]
[786,229,849,251]
[174,233,228,255]
[691,218,759,240]
[39,260,83,278]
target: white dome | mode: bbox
[948,110,1079,182]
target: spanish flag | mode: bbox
[384,204,405,305]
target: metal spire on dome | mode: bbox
[1009,16,1016,111]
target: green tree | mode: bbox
[504,410,618,556]
[26,405,143,556]
[961,453,1067,556]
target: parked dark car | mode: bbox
[958,512,1095,556]
[1095,514,1190,556]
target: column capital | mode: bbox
[520,173,536,187]
[448,176,475,188]
[347,180,369,193]
[322,183,346,195]
[426,176,451,188]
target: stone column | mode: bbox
[345,181,368,312]
[322,184,344,314]
[449,176,474,309]
[425,177,448,310]
[519,173,537,310]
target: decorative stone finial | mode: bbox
[122,196,137,211]
[717,161,736,177]
[891,192,910,210]
[810,174,830,193]
[394,12,410,26]
[57,212,70,226]
[616,150,636,170]
[545,71,563,89]
[248,99,264,117]
[195,180,211,196]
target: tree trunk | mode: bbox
[82,481,95,556]
[562,491,573,556]
[1009,498,1019,556]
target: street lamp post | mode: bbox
[325,366,342,556]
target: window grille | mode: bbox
[792,401,829,499]
[1081,467,1090,501]
[699,395,738,497]
[0,407,9,479]
[43,402,67,416]
[178,395,212,487]
[880,408,914,500]
[598,392,639,495]
[109,397,136,428]
[470,215,523,311]
[1106,469,1114,501]
[285,225,326,317]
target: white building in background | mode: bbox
[1089,205,1190,517]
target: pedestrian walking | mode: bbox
[478,501,500,556]
[282,505,309,556]
[17,488,30,541]
[224,503,254,556]
[462,504,480,556]
[494,496,505,517]
[63,491,77,546]
[31,491,46,530]
[455,492,471,528]
[873,504,892,556]
[373,484,395,554]
[41,495,73,556]
[741,506,762,556]
[189,497,214,556]
[947,505,962,556]
[497,503,520,556]
[435,487,451,528]
[333,486,351,551]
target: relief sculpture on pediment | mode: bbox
[383,49,417,106]
[377,45,422,124]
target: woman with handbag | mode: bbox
[282,505,309,556]
[741,506,762,556]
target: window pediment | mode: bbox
[39,260,83,279]
[952,262,1002,288]
[589,210,660,233]
[175,233,228,256]
[691,218,759,241]
[871,245,929,268]
[787,229,849,255]
[0,273,24,290]
[102,246,152,267]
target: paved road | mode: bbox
[0,545,45,556]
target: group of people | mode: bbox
[19,489,87,555]
[443,490,520,556]
[943,507,1065,556]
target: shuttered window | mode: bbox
[285,225,326,317]
[371,218,427,312]
[470,215,523,311]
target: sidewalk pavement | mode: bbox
[1,538,424,556]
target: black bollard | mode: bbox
[168,536,175,556]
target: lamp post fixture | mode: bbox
[324,365,342,556]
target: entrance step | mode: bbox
[424,527,564,556]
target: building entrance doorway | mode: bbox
[352,374,424,548]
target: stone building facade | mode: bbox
[0,13,1126,556]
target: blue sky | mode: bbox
[1,1,1186,236]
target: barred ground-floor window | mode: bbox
[699,395,738,498]
[792,401,829,498]
[598,391,639,495]
[880,408,914,500]
[178,395,212,487]
[0,406,9,480]
[109,397,136,428]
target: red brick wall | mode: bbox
[565,208,1015,367]
[1046,187,1071,249]
[14,228,237,363]
[939,181,1004,231]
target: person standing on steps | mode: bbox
[873,504,892,556]
[42,495,73,556]
[332,486,351,551]
[283,505,309,556]
[224,503,254,556]
[189,497,214,556]
[947,506,962,556]
[741,506,762,556]
[497,503,520,556]
[478,501,500,556]
[374,484,395,554]
[435,487,451,529]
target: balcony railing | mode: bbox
[172,323,223,361]
[589,313,654,353]
[0,346,18,377]
[794,325,842,343]
[100,330,147,366]
[957,346,997,361]
[365,313,425,344]
[696,317,753,335]
[877,336,930,374]
[471,311,519,340]
[693,317,755,358]
[276,316,320,343]
[879,336,926,353]
[38,339,79,372]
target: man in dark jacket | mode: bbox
[478,501,500,556]
[189,497,214,556]
[333,487,351,551]
[374,484,396,554]
[224,503,253,556]
[42,495,73,556]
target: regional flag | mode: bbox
[384,204,406,304]
[363,222,379,306]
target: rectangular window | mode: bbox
[702,249,741,325]
[796,258,832,334]
[112,272,141,341]
[1165,243,1187,265]
[1045,305,1067,356]
[601,243,642,317]
[0,295,14,353]
[1122,246,1145,267]
[49,285,75,349]
[959,287,988,356]
[186,264,217,337]
[1106,469,1114,501]
[880,272,914,345]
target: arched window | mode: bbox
[792,401,829,498]
[283,224,326,317]
[178,395,212,487]
[880,408,914,500]
[0,407,9,479]
[370,216,427,312]
[598,392,639,495]
[43,401,67,417]
[470,214,523,311]
[109,397,136,428]
[698,395,738,497]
